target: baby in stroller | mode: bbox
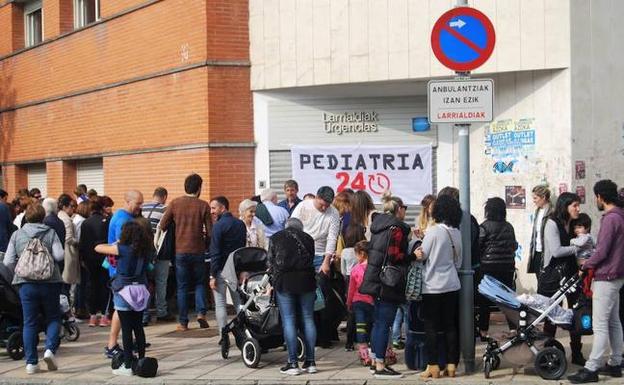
[219,247,307,368]
[0,264,80,361]
[479,274,588,380]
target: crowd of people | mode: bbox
[1,177,624,383]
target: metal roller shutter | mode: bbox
[27,164,47,198]
[269,149,437,228]
[77,158,104,195]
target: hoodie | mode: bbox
[583,207,624,281]
[3,223,64,285]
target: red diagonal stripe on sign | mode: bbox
[441,24,485,57]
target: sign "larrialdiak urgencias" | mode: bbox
[427,79,494,123]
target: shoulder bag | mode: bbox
[379,226,405,288]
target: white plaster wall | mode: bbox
[570,0,624,226]
[463,69,573,293]
[250,0,571,90]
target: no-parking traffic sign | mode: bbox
[431,7,495,72]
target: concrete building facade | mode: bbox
[0,0,254,206]
[249,0,624,291]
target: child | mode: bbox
[570,213,595,264]
[341,224,366,351]
[95,220,153,376]
[346,240,375,365]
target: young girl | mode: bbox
[95,220,153,376]
[346,240,375,365]
[341,224,366,351]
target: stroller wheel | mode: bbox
[296,334,306,362]
[241,338,261,368]
[64,323,80,342]
[221,335,230,359]
[7,332,24,360]
[535,347,567,380]
[544,338,566,356]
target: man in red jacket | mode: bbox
[569,180,624,383]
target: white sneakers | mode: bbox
[25,363,39,375]
[26,350,58,374]
[112,363,134,376]
[43,350,58,371]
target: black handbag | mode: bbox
[538,257,576,295]
[134,357,158,377]
[379,227,405,288]
[260,304,282,334]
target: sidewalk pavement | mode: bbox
[0,313,620,385]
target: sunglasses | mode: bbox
[401,205,408,210]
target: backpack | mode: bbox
[14,237,55,281]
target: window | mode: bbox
[24,1,43,47]
[74,0,100,29]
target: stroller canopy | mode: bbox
[478,275,521,309]
[221,247,268,291]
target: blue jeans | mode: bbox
[276,290,317,364]
[353,301,374,344]
[19,283,61,365]
[313,255,324,272]
[371,300,399,362]
[175,254,207,325]
[392,303,408,343]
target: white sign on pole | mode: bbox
[291,145,432,205]
[428,79,494,124]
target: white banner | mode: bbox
[291,145,432,205]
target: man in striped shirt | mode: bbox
[141,187,174,323]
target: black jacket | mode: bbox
[359,213,411,303]
[479,219,517,271]
[79,212,109,265]
[268,227,316,294]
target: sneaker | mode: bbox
[197,316,209,329]
[99,315,111,327]
[26,363,39,374]
[599,363,622,377]
[374,366,403,379]
[43,350,58,371]
[104,344,123,359]
[176,324,189,332]
[156,314,176,322]
[280,362,301,376]
[88,315,98,327]
[302,361,318,374]
[112,363,134,376]
[345,343,354,352]
[568,368,599,384]
[369,364,376,374]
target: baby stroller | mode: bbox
[0,264,80,360]
[220,247,306,368]
[478,274,584,380]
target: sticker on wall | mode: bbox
[485,118,536,174]
[559,183,568,194]
[575,161,586,180]
[576,186,586,204]
[505,186,526,209]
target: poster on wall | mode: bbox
[291,145,432,205]
[505,186,526,209]
[485,118,536,174]
[575,161,586,180]
[576,186,586,204]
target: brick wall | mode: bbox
[0,0,208,109]
[206,0,249,61]
[46,160,77,198]
[207,66,253,143]
[1,67,209,162]
[99,0,150,19]
[0,4,24,56]
[43,0,73,40]
[2,164,27,196]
